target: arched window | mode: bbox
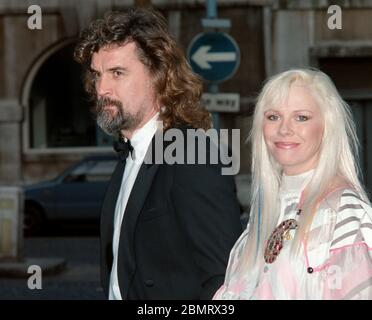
[23,40,112,152]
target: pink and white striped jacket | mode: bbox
[214,188,372,300]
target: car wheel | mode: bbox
[24,205,44,236]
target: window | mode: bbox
[28,42,112,150]
[64,159,117,183]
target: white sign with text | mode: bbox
[202,93,240,113]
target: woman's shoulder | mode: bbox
[319,175,370,212]
[326,186,372,250]
[324,185,371,216]
[307,184,372,269]
[338,188,370,212]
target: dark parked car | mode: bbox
[23,154,118,235]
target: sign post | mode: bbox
[187,0,240,129]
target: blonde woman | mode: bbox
[214,68,372,299]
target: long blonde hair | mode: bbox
[238,68,369,274]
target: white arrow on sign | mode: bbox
[191,45,237,69]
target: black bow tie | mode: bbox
[113,137,133,161]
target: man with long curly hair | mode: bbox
[74,8,242,300]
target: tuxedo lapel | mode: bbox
[118,133,162,259]
[101,160,126,236]
[117,161,159,298]
[101,132,162,297]
[100,158,126,292]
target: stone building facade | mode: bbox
[0,0,371,195]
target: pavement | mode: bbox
[0,257,66,278]
[0,231,105,300]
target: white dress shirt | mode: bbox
[109,113,159,300]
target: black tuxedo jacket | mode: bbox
[100,127,242,299]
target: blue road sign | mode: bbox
[187,32,240,83]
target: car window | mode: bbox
[63,161,95,182]
[70,161,96,176]
[63,159,116,183]
[85,160,117,182]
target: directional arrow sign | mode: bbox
[192,46,237,69]
[188,32,240,83]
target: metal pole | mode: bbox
[209,84,220,130]
[206,0,220,130]
[206,0,217,19]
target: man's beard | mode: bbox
[94,97,143,135]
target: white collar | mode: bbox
[128,112,159,161]
[281,169,314,195]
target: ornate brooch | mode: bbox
[264,218,298,264]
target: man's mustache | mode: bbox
[95,97,122,113]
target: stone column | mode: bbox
[0,99,23,185]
